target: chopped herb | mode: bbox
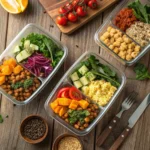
[24,78,34,89]
[0,115,3,123]
[6,115,9,118]
[134,63,150,80]
[11,82,23,90]
[68,109,90,125]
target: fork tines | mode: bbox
[124,91,138,105]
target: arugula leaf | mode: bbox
[0,115,3,123]
[134,63,150,80]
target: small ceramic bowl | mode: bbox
[20,115,48,144]
[53,133,84,150]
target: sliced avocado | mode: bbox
[78,65,89,75]
[16,50,32,62]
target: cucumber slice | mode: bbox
[73,80,83,89]
[24,40,30,49]
[85,71,96,81]
[80,76,90,86]
[78,65,89,75]
[13,45,20,54]
[70,72,79,81]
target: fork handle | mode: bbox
[96,116,120,147]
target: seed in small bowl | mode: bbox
[20,115,48,144]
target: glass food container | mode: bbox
[45,51,126,136]
[0,23,68,105]
[94,0,150,66]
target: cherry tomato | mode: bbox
[65,2,73,11]
[57,16,68,26]
[68,12,78,22]
[72,0,79,10]
[84,0,90,5]
[61,91,70,98]
[69,87,82,100]
[59,6,68,14]
[88,0,98,9]
[76,6,87,17]
[57,87,70,98]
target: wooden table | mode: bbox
[0,1,150,150]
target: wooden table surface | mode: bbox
[0,1,150,150]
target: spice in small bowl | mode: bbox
[20,115,48,144]
[53,134,83,150]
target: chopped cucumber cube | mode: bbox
[85,71,96,81]
[13,45,20,53]
[73,80,83,89]
[80,76,90,86]
[24,40,30,49]
[78,65,89,75]
[70,72,79,81]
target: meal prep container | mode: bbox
[0,23,68,105]
[94,0,150,66]
[45,51,126,136]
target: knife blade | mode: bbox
[128,93,150,128]
[109,94,150,150]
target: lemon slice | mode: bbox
[0,0,28,14]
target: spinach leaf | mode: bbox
[134,63,150,80]
[0,115,3,123]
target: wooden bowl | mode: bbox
[52,133,84,150]
[20,115,48,144]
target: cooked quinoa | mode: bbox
[58,136,82,150]
[126,21,150,47]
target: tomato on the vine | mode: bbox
[68,12,78,22]
[88,0,98,9]
[84,0,90,5]
[65,2,73,11]
[59,6,68,14]
[76,6,87,17]
[57,15,68,26]
[72,0,80,10]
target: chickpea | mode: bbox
[74,124,79,129]
[126,55,132,61]
[131,52,139,58]
[32,86,36,91]
[110,38,115,44]
[14,92,19,97]
[1,85,7,89]
[77,107,83,111]
[65,118,69,123]
[80,126,85,130]
[109,45,114,50]
[27,72,31,76]
[93,112,98,118]
[90,112,94,116]
[103,32,110,39]
[107,26,112,32]
[7,85,11,89]
[16,75,20,81]
[77,121,81,126]
[87,108,92,112]
[27,76,30,79]
[89,115,94,120]
[83,123,89,128]
[19,87,23,92]
[36,84,40,88]
[26,93,31,97]
[25,89,29,92]
[93,104,99,110]
[110,28,116,34]
[100,36,105,41]
[91,106,95,111]
[8,90,13,95]
[84,117,90,123]
[113,48,119,54]
[134,45,141,52]
[64,113,68,118]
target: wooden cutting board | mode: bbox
[39,0,118,34]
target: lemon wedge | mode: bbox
[0,0,28,14]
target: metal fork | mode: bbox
[96,91,137,147]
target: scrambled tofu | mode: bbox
[82,80,117,106]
